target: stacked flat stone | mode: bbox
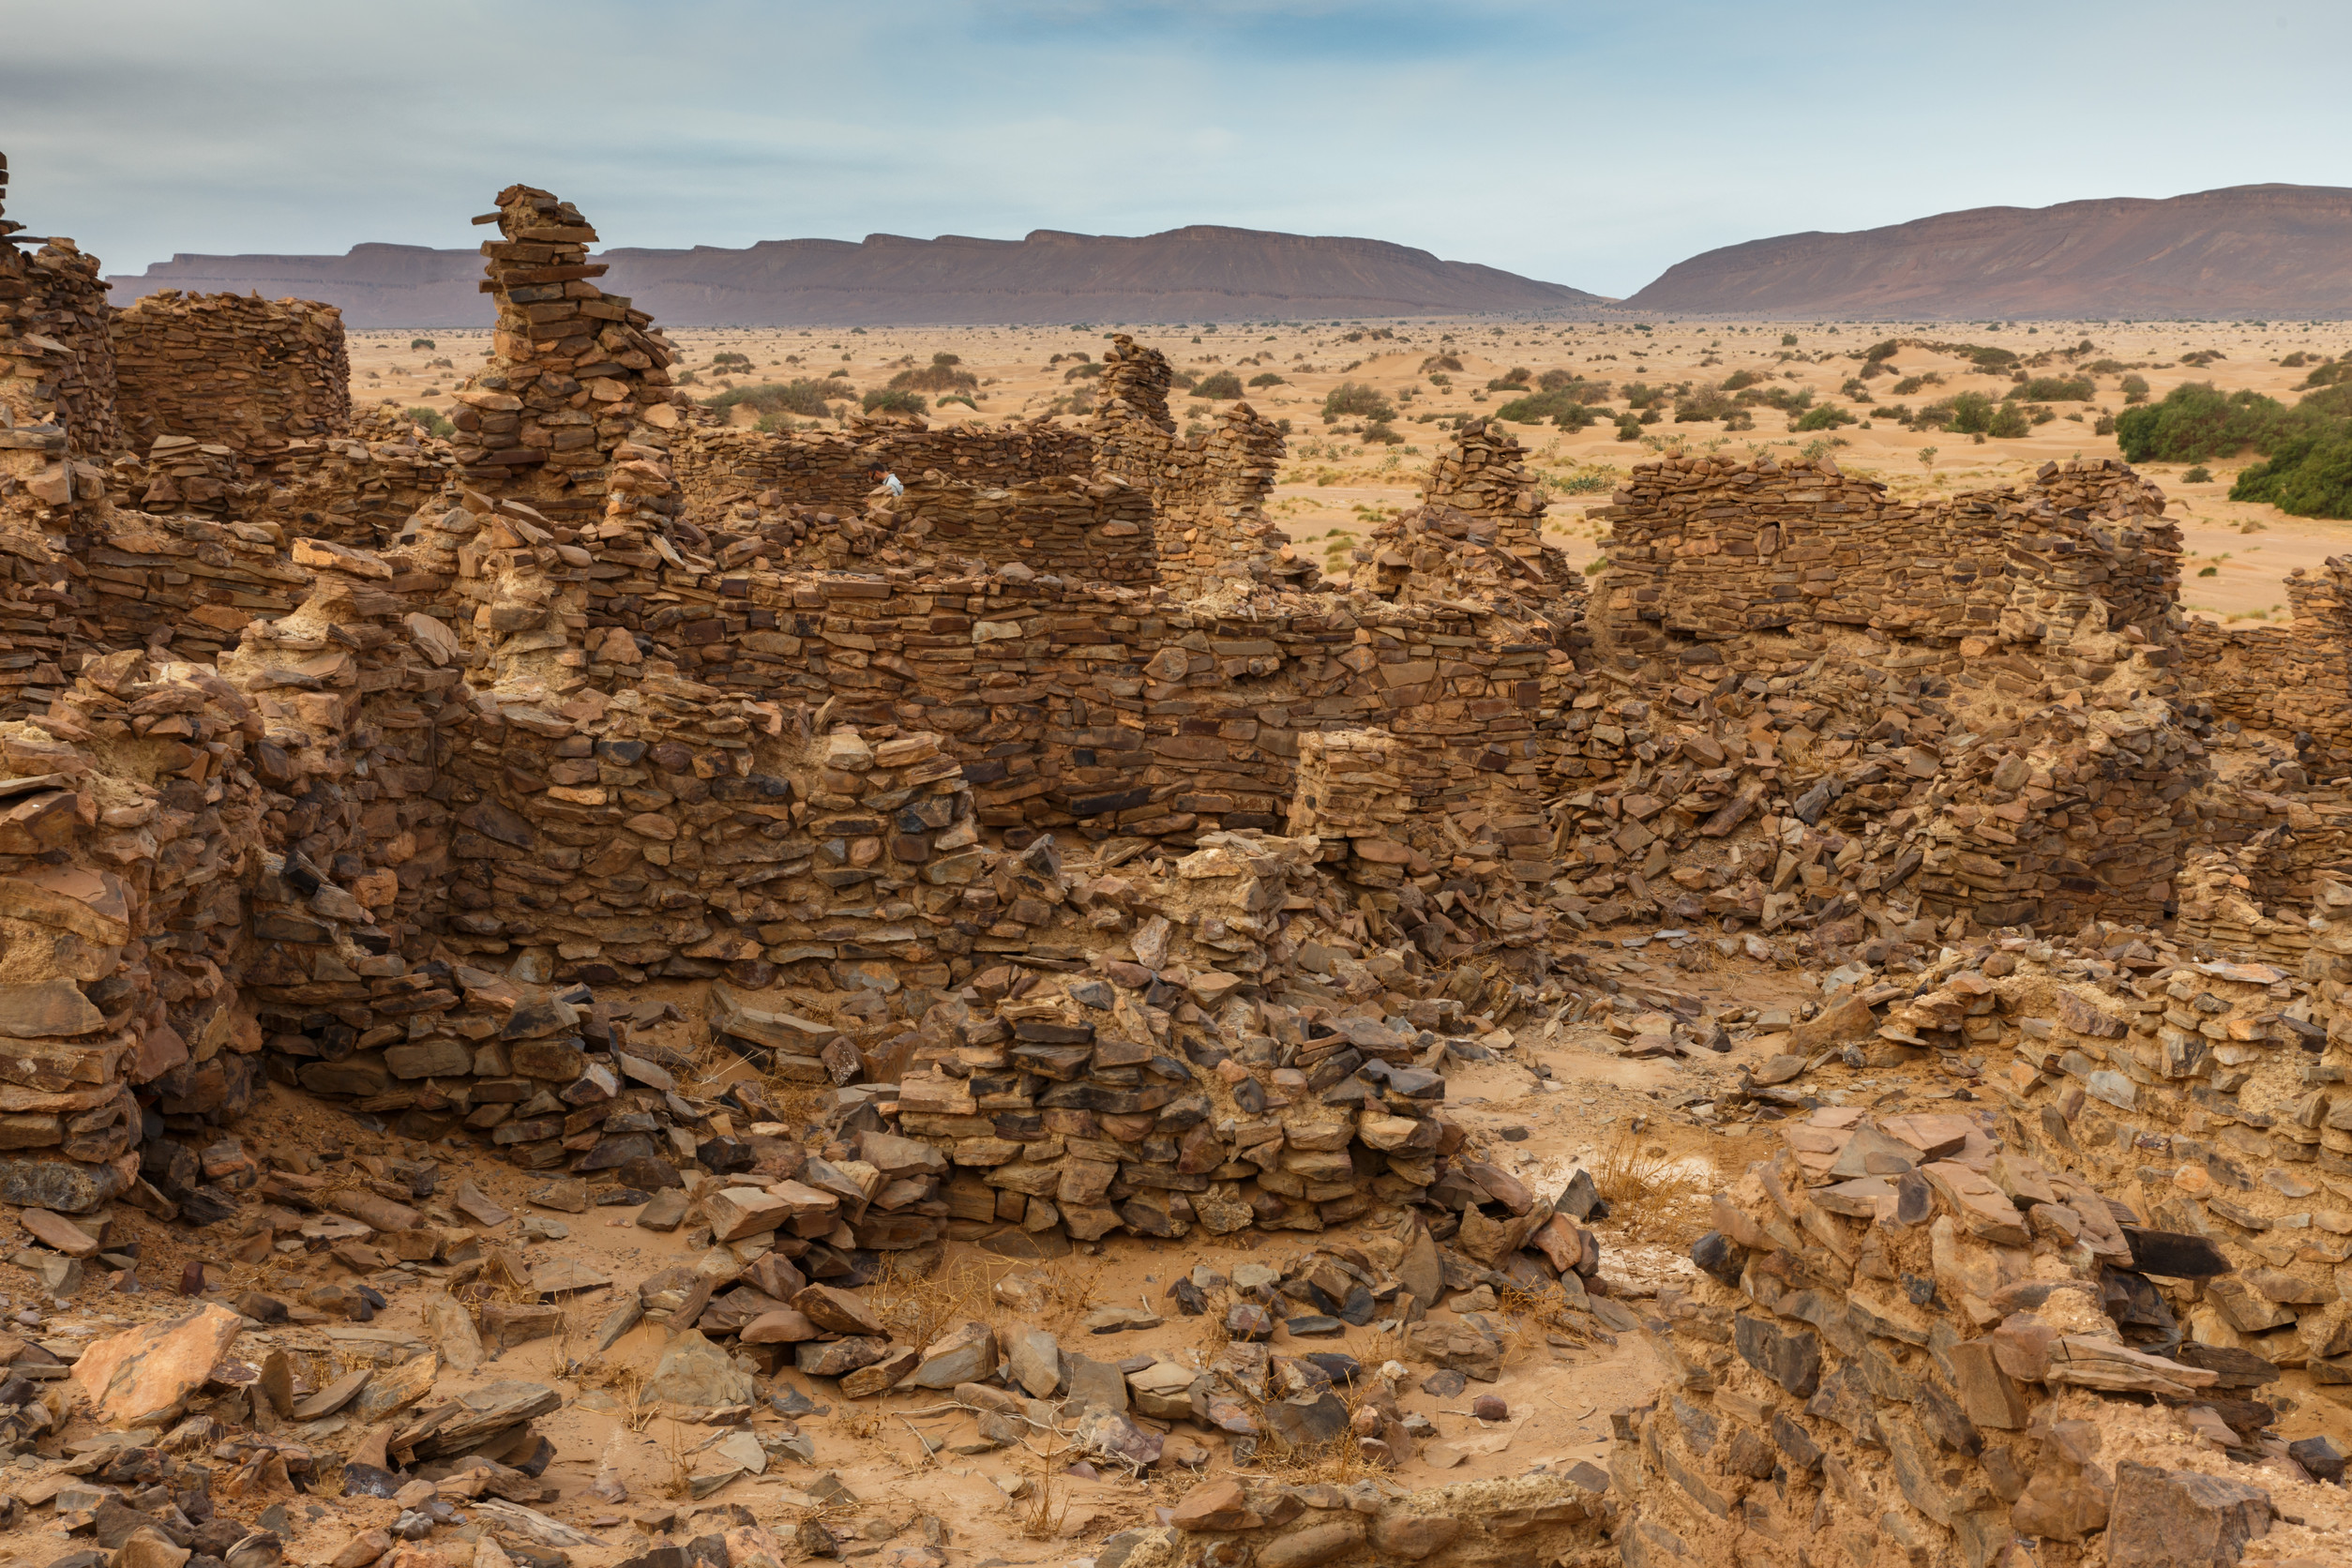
[450,184,679,525]
[0,149,120,528]
[1591,455,2177,656]
[1424,417,1549,567]
[2181,555,2352,776]
[671,419,1092,528]
[108,291,349,458]
[884,468,1156,582]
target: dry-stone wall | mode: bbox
[1591,455,2178,657]
[670,418,1093,526]
[2182,557,2352,778]
[108,290,350,457]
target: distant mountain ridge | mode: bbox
[107,224,1606,327]
[1622,184,2352,320]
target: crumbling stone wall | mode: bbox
[108,291,350,457]
[882,470,1157,582]
[1591,456,2179,656]
[450,183,681,524]
[670,419,1093,528]
[1093,335,1291,595]
[1,152,119,527]
[2181,557,2352,778]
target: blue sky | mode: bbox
[5,0,2347,296]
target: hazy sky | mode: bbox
[6,0,2347,297]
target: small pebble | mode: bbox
[1472,1395,1509,1422]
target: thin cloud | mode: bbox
[1,0,2345,296]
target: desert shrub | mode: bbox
[1791,405,1856,431]
[2011,376,2094,402]
[714,352,752,368]
[1497,389,1606,430]
[1420,354,1464,374]
[2232,429,2352,519]
[1721,369,1761,391]
[1782,333,1799,346]
[1322,382,1395,422]
[2301,361,2352,390]
[2086,358,2128,375]
[409,338,436,351]
[1486,368,1531,391]
[1737,384,1813,415]
[2114,384,2297,463]
[2180,349,2226,367]
[1063,361,1104,382]
[1615,415,1642,442]
[935,393,977,410]
[1361,419,1405,445]
[2121,374,2150,404]
[402,405,454,438]
[890,353,977,393]
[1674,387,1739,423]
[704,380,839,418]
[1622,382,1665,410]
[2094,414,2117,435]
[1248,371,1286,388]
[1991,402,2032,438]
[1194,371,1245,400]
[2184,465,2213,483]
[1862,339,1899,363]
[862,388,927,415]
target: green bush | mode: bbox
[704,380,840,418]
[1495,388,1604,429]
[2120,374,2150,404]
[935,393,977,410]
[2183,465,2213,483]
[1791,405,1856,431]
[1194,370,1245,400]
[1063,361,1105,382]
[1675,388,1739,423]
[714,352,752,369]
[1922,391,1999,434]
[2233,430,2352,519]
[402,405,454,439]
[1486,367,1531,390]
[2114,383,2297,463]
[890,353,977,393]
[1247,372,1286,388]
[862,388,927,415]
[1322,382,1395,422]
[1991,402,2031,439]
[409,338,436,351]
[1362,419,1405,445]
[2011,376,2094,402]
[1781,333,1799,346]
[1721,369,1761,391]
[2301,361,2352,390]
[1622,382,1665,410]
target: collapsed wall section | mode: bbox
[108,291,351,457]
[1621,930,2352,1567]
[2180,556,2352,778]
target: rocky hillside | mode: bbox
[109,226,1604,327]
[1624,183,2352,319]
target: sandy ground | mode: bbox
[348,316,2352,624]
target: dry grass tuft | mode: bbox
[1591,1134,1705,1243]
[1244,1383,1385,1485]
[1018,1462,1069,1541]
[865,1254,996,1350]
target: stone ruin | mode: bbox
[7,149,2352,1566]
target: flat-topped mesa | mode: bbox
[453,183,683,530]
